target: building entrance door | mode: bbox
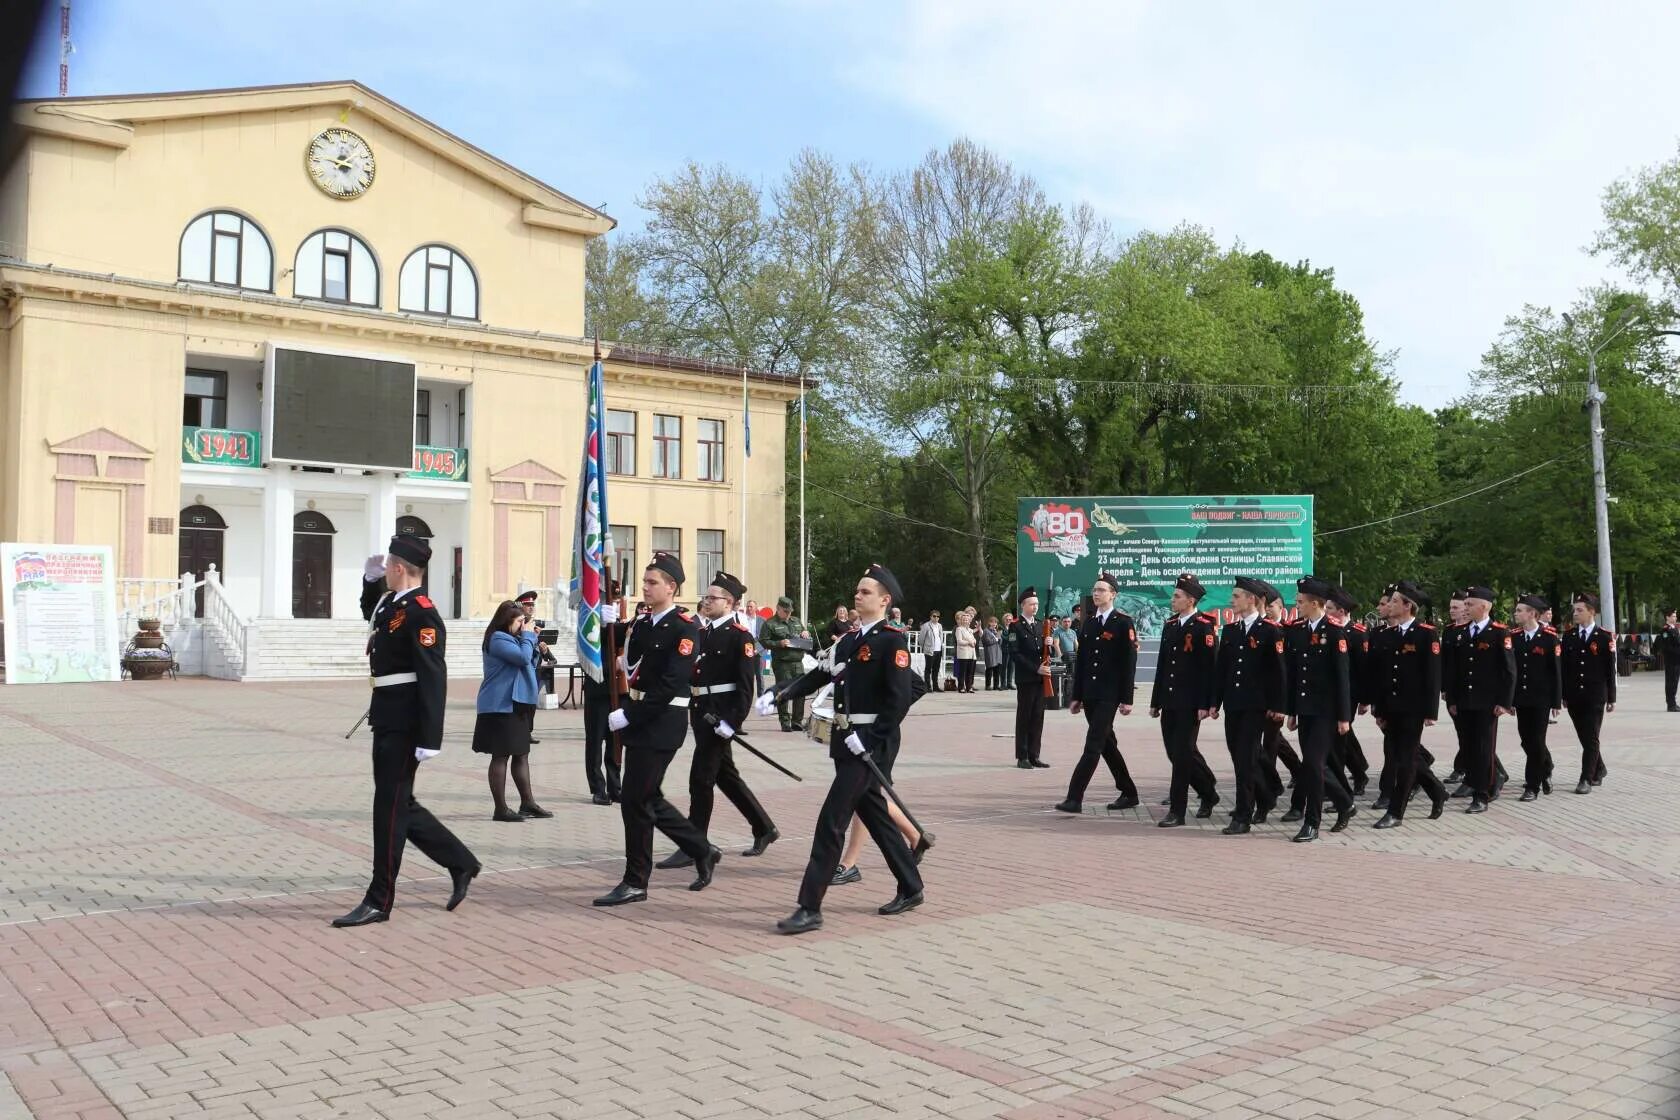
[178,504,226,617]
[292,510,335,618]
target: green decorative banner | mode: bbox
[410,445,468,481]
[182,427,260,468]
[1016,494,1314,639]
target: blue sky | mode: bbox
[20,0,1680,403]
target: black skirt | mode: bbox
[472,702,535,756]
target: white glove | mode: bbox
[414,746,439,762]
[600,603,619,624]
[754,690,778,717]
[616,653,629,675]
[714,720,735,740]
[608,708,629,732]
[844,732,867,757]
[363,554,386,581]
[800,654,820,673]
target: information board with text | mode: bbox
[2,543,121,683]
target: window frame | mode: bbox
[653,414,682,479]
[415,389,432,446]
[183,367,229,429]
[697,418,726,483]
[609,524,636,593]
[697,529,725,585]
[652,526,681,565]
[178,209,274,292]
[606,409,637,476]
[294,228,381,308]
[398,243,480,320]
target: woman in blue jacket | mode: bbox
[473,600,550,821]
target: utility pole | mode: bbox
[1568,305,1637,635]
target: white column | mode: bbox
[260,472,294,617]
[369,473,398,561]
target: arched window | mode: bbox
[398,244,478,319]
[179,210,273,291]
[293,229,379,307]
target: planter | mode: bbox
[124,618,174,680]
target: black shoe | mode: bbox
[592,882,647,907]
[778,723,794,733]
[529,737,541,746]
[1446,769,1464,785]
[1196,796,1218,819]
[1450,783,1472,799]
[777,907,823,934]
[1575,779,1591,794]
[518,803,553,819]
[1429,795,1446,819]
[912,831,935,865]
[331,903,388,928]
[689,846,722,892]
[1280,808,1304,823]
[656,851,696,870]
[1542,779,1552,795]
[1293,824,1318,843]
[1031,759,1050,768]
[1159,797,1171,806]
[1669,705,1680,713]
[1157,814,1185,828]
[1352,778,1369,796]
[1107,795,1140,811]
[1590,774,1605,787]
[447,865,479,911]
[1222,820,1250,836]
[1054,800,1082,814]
[831,864,861,886]
[493,807,525,823]
[1372,795,1390,812]
[1331,806,1356,832]
[1519,788,1538,802]
[1372,813,1401,829]
[878,891,924,916]
[1017,759,1034,769]
[1250,808,1270,825]
[607,790,622,803]
[591,792,612,806]
[742,829,780,857]
[1466,798,1488,814]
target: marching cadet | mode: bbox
[1325,587,1373,796]
[333,536,479,928]
[1210,576,1286,834]
[582,581,625,806]
[1442,585,1516,813]
[1280,577,1358,841]
[1257,584,1303,817]
[1657,607,1680,713]
[1149,573,1222,826]
[1056,574,1142,814]
[1010,587,1052,769]
[1561,592,1616,795]
[760,597,814,732]
[1510,594,1561,800]
[1370,581,1449,828]
[1443,588,1470,788]
[656,571,779,871]
[594,553,722,907]
[760,564,923,934]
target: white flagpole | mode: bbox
[740,364,749,584]
[799,373,807,626]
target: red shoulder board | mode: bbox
[1352,622,1367,632]
[1416,622,1436,631]
[1198,612,1216,622]
[1488,621,1507,630]
[732,622,751,633]
[1542,625,1557,634]
[1289,618,1307,627]
[884,623,906,633]
[415,595,434,610]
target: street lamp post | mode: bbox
[1565,306,1637,635]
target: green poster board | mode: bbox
[1016,495,1313,639]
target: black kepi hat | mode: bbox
[1386,580,1430,612]
[1174,572,1206,601]
[1329,585,1358,613]
[1096,572,1120,592]
[1233,576,1269,598]
[388,534,431,568]
[711,570,746,601]
[1518,594,1549,612]
[1464,585,1495,603]
[1296,575,1335,602]
[862,563,903,605]
[648,551,685,586]
[1573,591,1599,610]
[1018,586,1038,603]
[514,590,539,604]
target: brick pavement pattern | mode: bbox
[1,674,1677,1118]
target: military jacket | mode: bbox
[1511,625,1562,710]
[1283,617,1352,721]
[1070,608,1138,706]
[1444,620,1517,711]
[1009,616,1048,689]
[690,616,757,727]
[622,606,701,749]
[781,620,913,760]
[1150,611,1219,711]
[1369,620,1441,721]
[759,614,812,666]
[1561,624,1618,706]
[366,586,448,750]
[1212,615,1285,714]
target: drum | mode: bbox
[807,684,834,745]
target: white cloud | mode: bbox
[837,0,1680,402]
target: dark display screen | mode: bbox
[267,348,414,469]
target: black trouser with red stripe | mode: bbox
[688,709,775,840]
[365,727,477,911]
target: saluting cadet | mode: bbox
[1442,585,1516,814]
[1325,587,1372,796]
[1210,576,1286,834]
[657,570,779,871]
[1010,587,1052,769]
[1150,573,1222,826]
[763,564,923,934]
[1280,577,1357,842]
[1370,581,1449,829]
[594,553,722,907]
[1056,573,1142,814]
[333,536,479,928]
[1561,592,1616,795]
[1510,594,1561,801]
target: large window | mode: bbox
[183,368,228,428]
[398,244,478,319]
[415,389,431,445]
[609,524,636,592]
[653,414,681,479]
[652,527,681,566]
[698,419,725,482]
[606,410,636,475]
[294,229,379,307]
[697,530,724,585]
[179,210,273,291]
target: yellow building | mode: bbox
[0,81,795,675]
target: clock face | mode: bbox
[305,127,375,199]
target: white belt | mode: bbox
[833,712,877,729]
[371,672,418,688]
[629,689,689,707]
[691,683,738,696]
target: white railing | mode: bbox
[201,567,250,673]
[116,571,201,631]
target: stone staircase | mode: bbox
[240,617,580,681]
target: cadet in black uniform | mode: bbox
[582,581,625,806]
[767,564,923,934]
[656,570,779,868]
[1055,573,1141,814]
[1281,577,1357,841]
[1442,585,1516,813]
[1510,593,1561,800]
[1325,587,1372,796]
[1149,573,1221,826]
[1561,592,1616,795]
[1257,585,1304,816]
[1210,576,1286,834]
[1656,608,1680,712]
[1370,581,1448,829]
[594,554,722,906]
[1010,587,1052,769]
[1442,589,1470,788]
[333,536,479,928]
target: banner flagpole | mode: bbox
[798,372,807,627]
[740,363,749,586]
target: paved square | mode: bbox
[2,674,1677,1118]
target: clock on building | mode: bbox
[305,127,376,199]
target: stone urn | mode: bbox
[123,618,174,681]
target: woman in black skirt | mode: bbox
[473,601,549,821]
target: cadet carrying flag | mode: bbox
[568,358,613,683]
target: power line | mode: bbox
[806,480,1013,544]
[1318,447,1586,538]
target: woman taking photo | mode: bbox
[953,609,978,693]
[473,600,551,822]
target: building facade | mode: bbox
[0,82,795,635]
